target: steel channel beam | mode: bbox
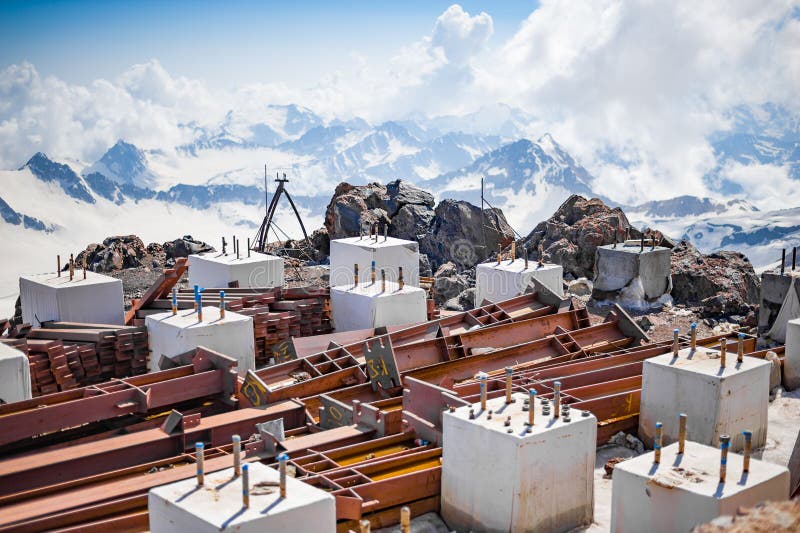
[0,403,304,495]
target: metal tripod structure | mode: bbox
[253,166,311,254]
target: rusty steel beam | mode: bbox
[0,403,305,496]
[0,347,238,449]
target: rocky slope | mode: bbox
[322,179,513,270]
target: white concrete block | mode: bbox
[330,281,427,332]
[19,271,124,327]
[639,346,771,452]
[145,307,254,376]
[442,392,596,533]
[593,244,671,300]
[474,259,563,306]
[149,463,335,533]
[611,441,789,533]
[329,236,420,288]
[784,318,800,389]
[0,342,32,404]
[188,252,284,289]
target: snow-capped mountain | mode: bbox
[180,104,325,154]
[84,140,158,188]
[22,152,95,203]
[427,135,598,230]
[624,196,759,218]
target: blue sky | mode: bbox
[0,1,536,88]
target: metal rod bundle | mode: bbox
[242,463,250,508]
[737,332,745,364]
[742,430,752,473]
[781,248,786,275]
[654,422,663,464]
[278,452,289,498]
[57,255,61,277]
[354,264,359,286]
[524,246,528,270]
[371,260,376,284]
[69,254,74,281]
[197,292,203,322]
[479,372,488,411]
[690,322,697,351]
[82,256,86,279]
[171,288,178,315]
[233,434,241,476]
[505,367,513,404]
[400,506,411,533]
[193,285,199,311]
[384,224,388,242]
[398,267,404,290]
[793,246,797,271]
[220,291,226,319]
[719,339,726,368]
[553,381,561,418]
[247,238,251,257]
[381,269,386,293]
[529,389,536,427]
[222,237,227,255]
[679,413,687,454]
[673,328,679,357]
[720,434,730,482]
[196,442,205,485]
[510,242,516,262]
[497,253,501,265]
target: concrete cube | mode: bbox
[149,463,335,533]
[188,252,283,289]
[639,346,770,452]
[145,307,254,376]
[442,392,596,533]
[0,342,32,404]
[786,318,800,390]
[611,441,789,533]
[592,244,671,301]
[330,281,427,332]
[19,271,124,327]
[474,259,564,307]
[758,272,800,337]
[329,236,419,288]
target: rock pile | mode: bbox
[670,240,760,317]
[75,235,214,273]
[323,179,513,270]
[521,195,642,279]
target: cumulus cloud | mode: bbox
[0,1,797,210]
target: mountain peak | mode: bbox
[21,152,95,204]
[86,140,157,188]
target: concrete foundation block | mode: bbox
[611,441,789,533]
[442,392,596,533]
[639,346,770,452]
[758,272,800,335]
[330,281,427,332]
[19,271,125,327]
[474,259,563,306]
[145,307,255,376]
[592,244,671,301]
[0,342,32,404]
[329,236,420,288]
[188,252,283,289]
[149,463,335,533]
[786,318,800,390]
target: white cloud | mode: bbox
[0,2,797,210]
[721,161,800,206]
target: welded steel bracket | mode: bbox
[608,303,650,344]
[363,335,402,392]
[319,394,354,429]
[268,338,298,364]
[240,369,270,408]
[525,277,571,311]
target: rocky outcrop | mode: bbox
[163,235,214,260]
[75,235,214,273]
[420,199,514,269]
[322,179,511,269]
[432,262,470,305]
[670,240,760,315]
[323,179,435,241]
[76,235,149,272]
[521,195,641,279]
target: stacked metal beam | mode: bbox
[1,323,149,396]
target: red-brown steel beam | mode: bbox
[0,403,304,495]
